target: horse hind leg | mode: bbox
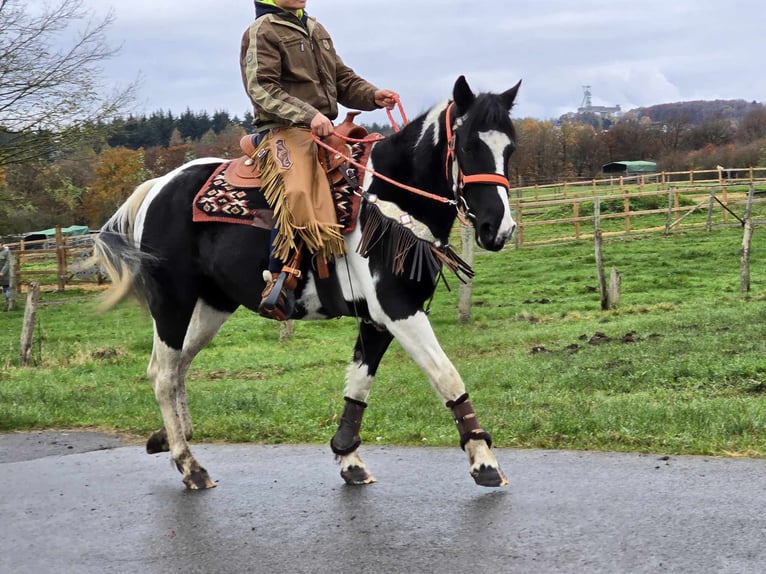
[147,300,232,489]
[332,321,393,485]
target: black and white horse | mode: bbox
[92,76,521,489]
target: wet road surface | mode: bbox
[1,431,765,573]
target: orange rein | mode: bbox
[311,132,456,206]
[311,97,512,216]
[311,96,456,206]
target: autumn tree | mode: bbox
[0,0,135,167]
[82,147,145,226]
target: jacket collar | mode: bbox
[255,1,308,27]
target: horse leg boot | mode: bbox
[331,398,373,484]
[447,393,508,487]
[331,321,393,485]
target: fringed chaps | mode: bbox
[258,128,346,262]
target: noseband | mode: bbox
[444,102,510,221]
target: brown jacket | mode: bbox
[240,11,379,131]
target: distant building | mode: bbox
[560,86,622,129]
[577,85,622,118]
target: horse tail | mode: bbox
[90,178,159,311]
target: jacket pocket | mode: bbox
[280,37,315,80]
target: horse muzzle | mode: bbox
[477,220,516,251]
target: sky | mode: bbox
[78,0,764,124]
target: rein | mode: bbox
[385,98,409,132]
[311,98,511,218]
[311,133,456,206]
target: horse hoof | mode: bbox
[146,429,169,454]
[341,465,376,485]
[470,464,509,487]
[183,468,217,490]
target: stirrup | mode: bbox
[258,270,295,321]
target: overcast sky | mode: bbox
[79,0,764,124]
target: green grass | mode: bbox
[1,226,765,457]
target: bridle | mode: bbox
[444,102,511,222]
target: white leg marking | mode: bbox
[175,300,232,437]
[343,360,375,403]
[149,326,189,463]
[385,311,465,403]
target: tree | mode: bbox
[0,0,136,166]
[82,147,145,226]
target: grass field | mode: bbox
[1,225,764,457]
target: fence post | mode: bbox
[740,184,755,293]
[19,282,40,366]
[594,199,609,310]
[573,199,580,239]
[7,250,17,311]
[55,226,66,292]
[664,186,674,234]
[457,224,475,323]
[623,186,631,232]
[706,187,716,231]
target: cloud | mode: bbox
[79,0,765,122]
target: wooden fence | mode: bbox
[6,228,102,292]
[5,168,766,291]
[511,167,766,247]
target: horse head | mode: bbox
[448,76,521,251]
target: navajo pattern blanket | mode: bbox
[192,142,367,234]
[192,163,267,225]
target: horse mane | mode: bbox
[459,92,516,138]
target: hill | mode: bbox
[623,99,764,125]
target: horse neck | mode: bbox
[368,108,457,242]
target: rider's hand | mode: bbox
[374,89,399,110]
[310,112,334,137]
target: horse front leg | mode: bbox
[332,320,394,485]
[387,311,508,487]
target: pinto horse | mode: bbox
[92,76,521,489]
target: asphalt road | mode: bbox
[1,431,765,574]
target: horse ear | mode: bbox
[453,75,475,116]
[501,80,522,110]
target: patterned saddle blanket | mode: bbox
[192,140,371,234]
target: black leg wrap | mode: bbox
[330,397,367,456]
[460,430,493,450]
[447,393,493,451]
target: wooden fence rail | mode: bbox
[512,178,766,247]
[4,169,766,291]
[6,228,102,292]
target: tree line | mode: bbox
[511,102,766,186]
[2,0,766,237]
[1,104,766,236]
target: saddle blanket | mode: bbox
[192,141,369,234]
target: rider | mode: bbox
[240,0,398,319]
